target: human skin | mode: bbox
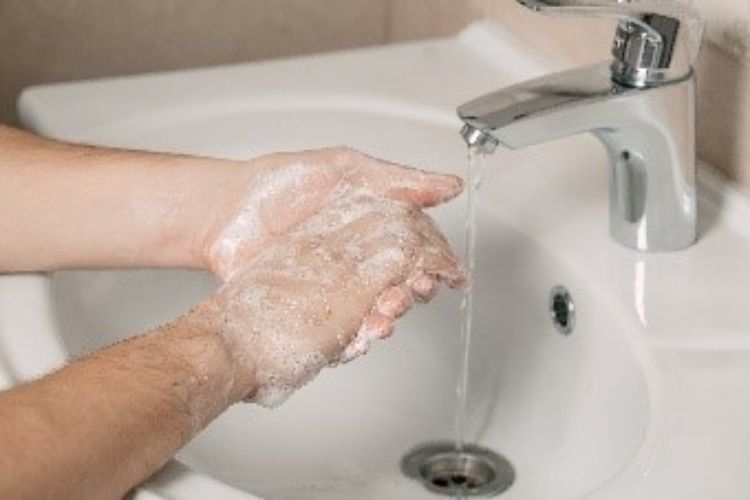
[0,125,464,499]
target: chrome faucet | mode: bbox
[458,0,704,252]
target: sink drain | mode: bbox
[401,441,514,496]
[549,285,575,335]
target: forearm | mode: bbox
[0,310,250,500]
[0,125,249,272]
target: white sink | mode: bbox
[4,21,750,500]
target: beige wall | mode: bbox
[0,0,388,126]
[1,0,749,190]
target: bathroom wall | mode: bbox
[387,0,750,191]
[1,0,748,190]
[0,0,388,126]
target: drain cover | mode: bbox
[401,441,514,496]
[549,285,575,335]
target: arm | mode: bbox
[0,125,461,275]
[0,188,465,500]
[0,317,242,500]
[0,125,243,271]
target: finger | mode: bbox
[414,239,466,289]
[338,150,464,208]
[340,312,394,363]
[407,272,439,302]
[376,168,464,207]
[375,284,415,319]
[411,213,468,289]
[363,311,397,340]
[428,257,468,290]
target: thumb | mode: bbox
[345,153,464,207]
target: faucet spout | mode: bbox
[460,124,500,154]
[458,63,697,252]
[459,64,620,148]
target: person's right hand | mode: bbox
[203,147,463,281]
[188,185,465,408]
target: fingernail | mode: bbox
[433,174,464,201]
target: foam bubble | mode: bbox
[210,163,317,281]
[207,184,457,408]
[340,323,380,363]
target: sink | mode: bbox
[5,20,750,500]
[46,110,650,499]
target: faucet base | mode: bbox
[457,64,697,253]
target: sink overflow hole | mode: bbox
[401,441,515,497]
[550,285,575,335]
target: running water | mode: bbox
[455,147,484,452]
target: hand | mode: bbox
[190,187,465,407]
[204,147,463,281]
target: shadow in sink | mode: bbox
[53,269,217,357]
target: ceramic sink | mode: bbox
[2,21,750,499]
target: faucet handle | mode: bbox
[517,0,704,87]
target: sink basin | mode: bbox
[5,20,750,500]
[45,110,650,499]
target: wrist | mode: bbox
[189,160,257,275]
[155,303,258,429]
[173,300,259,403]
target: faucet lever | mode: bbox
[517,0,703,87]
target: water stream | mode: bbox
[455,148,485,453]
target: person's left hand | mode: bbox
[203,147,463,281]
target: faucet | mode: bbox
[458,0,704,252]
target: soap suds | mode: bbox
[209,163,319,281]
[340,323,381,363]
[204,179,462,408]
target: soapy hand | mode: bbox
[192,186,465,407]
[204,147,463,281]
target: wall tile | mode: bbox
[0,0,388,125]
[694,0,750,61]
[696,43,750,188]
[386,0,475,41]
